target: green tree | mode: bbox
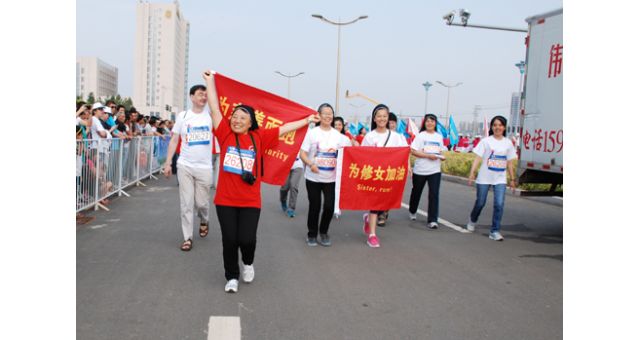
[87,92,95,104]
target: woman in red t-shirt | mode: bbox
[203,71,320,293]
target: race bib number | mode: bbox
[316,151,337,171]
[185,126,211,146]
[223,146,256,175]
[423,141,442,155]
[487,154,508,172]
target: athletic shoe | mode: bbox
[409,213,417,221]
[319,234,332,247]
[489,231,504,241]
[280,201,287,212]
[428,222,438,229]
[286,209,295,218]
[362,213,370,235]
[367,234,380,248]
[224,279,239,293]
[306,237,318,246]
[242,264,254,283]
[466,221,476,232]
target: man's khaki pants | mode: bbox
[177,163,212,241]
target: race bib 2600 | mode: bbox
[185,126,211,146]
[223,146,256,175]
[487,154,508,172]
[316,151,337,171]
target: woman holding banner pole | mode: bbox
[361,104,409,248]
[202,70,320,293]
[299,103,351,247]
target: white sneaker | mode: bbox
[428,222,438,229]
[224,279,239,293]
[409,213,417,221]
[489,232,504,241]
[242,264,255,283]
[466,221,476,232]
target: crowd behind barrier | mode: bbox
[75,136,171,212]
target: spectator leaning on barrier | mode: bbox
[163,84,214,253]
[203,70,320,293]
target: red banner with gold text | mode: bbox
[335,146,410,211]
[214,73,315,185]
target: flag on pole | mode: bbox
[448,115,459,146]
[483,115,489,137]
[436,119,448,138]
[396,119,409,138]
[348,122,358,136]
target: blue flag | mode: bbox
[348,122,358,136]
[448,116,459,146]
[396,119,410,138]
[436,120,448,139]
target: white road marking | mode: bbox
[401,203,470,233]
[90,224,108,230]
[208,316,241,340]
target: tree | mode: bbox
[87,92,95,105]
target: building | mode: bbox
[133,0,190,120]
[76,57,118,101]
[509,92,521,134]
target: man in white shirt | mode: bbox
[163,85,214,251]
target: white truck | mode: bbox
[517,8,563,196]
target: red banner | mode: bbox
[214,73,315,185]
[335,146,410,211]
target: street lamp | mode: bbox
[422,81,433,115]
[311,14,368,115]
[443,9,527,33]
[515,61,525,134]
[274,71,304,99]
[436,81,462,127]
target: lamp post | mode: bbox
[274,71,304,99]
[436,81,462,128]
[514,61,525,134]
[311,14,368,115]
[422,81,432,115]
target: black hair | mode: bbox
[106,100,116,106]
[331,116,346,134]
[190,84,207,96]
[129,106,138,114]
[420,114,439,133]
[317,103,335,115]
[232,104,260,131]
[117,105,126,111]
[388,112,398,122]
[149,116,158,125]
[76,101,86,111]
[489,115,508,137]
[370,104,390,130]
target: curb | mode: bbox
[440,173,563,207]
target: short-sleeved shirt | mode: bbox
[172,110,213,169]
[473,136,517,185]
[301,127,352,183]
[362,129,408,147]
[214,119,280,208]
[411,131,447,176]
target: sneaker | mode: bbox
[319,234,332,247]
[280,201,287,212]
[224,279,239,293]
[466,220,476,232]
[377,217,386,227]
[489,231,504,241]
[306,237,318,246]
[367,234,380,248]
[409,213,417,221]
[286,209,295,218]
[362,213,370,235]
[242,264,254,283]
[428,222,438,229]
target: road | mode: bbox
[77,176,562,340]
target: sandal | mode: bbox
[180,239,192,251]
[199,223,209,238]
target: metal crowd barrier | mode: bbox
[76,136,171,213]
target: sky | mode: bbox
[77,0,561,124]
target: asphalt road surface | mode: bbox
[77,175,562,340]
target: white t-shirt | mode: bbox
[411,131,447,176]
[90,116,107,150]
[172,110,213,169]
[301,127,351,183]
[473,135,517,185]
[291,156,304,170]
[362,129,408,147]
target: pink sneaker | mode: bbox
[367,234,380,248]
[362,213,370,235]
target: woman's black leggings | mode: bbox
[215,205,261,280]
